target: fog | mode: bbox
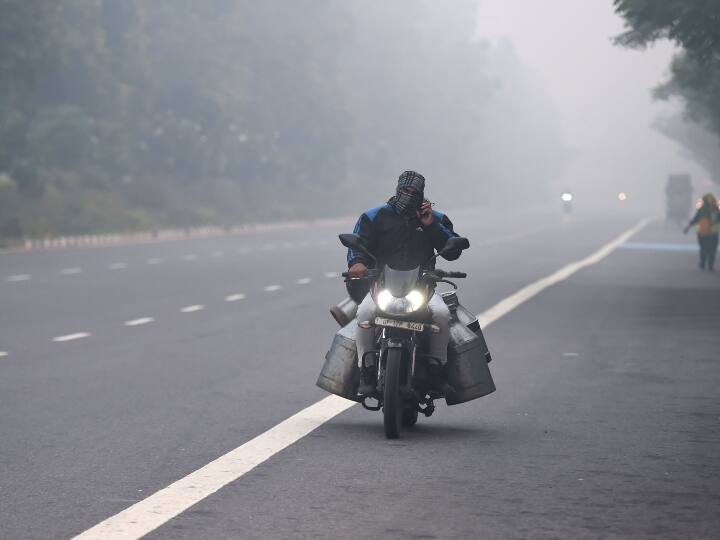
[0,0,717,243]
[476,0,713,209]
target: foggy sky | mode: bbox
[475,0,712,208]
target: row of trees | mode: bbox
[614,0,720,184]
[0,1,567,242]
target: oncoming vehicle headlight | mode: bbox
[376,289,426,314]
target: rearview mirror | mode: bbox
[338,233,376,263]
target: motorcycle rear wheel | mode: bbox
[383,348,403,439]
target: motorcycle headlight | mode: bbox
[376,289,426,314]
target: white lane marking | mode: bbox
[180,305,205,313]
[211,251,224,257]
[6,274,31,282]
[237,248,250,255]
[124,317,154,327]
[182,254,197,261]
[61,267,83,275]
[261,244,276,251]
[147,258,164,265]
[72,395,354,540]
[225,294,246,302]
[296,277,312,285]
[299,240,311,247]
[324,271,339,278]
[53,332,91,342]
[263,285,282,292]
[108,262,128,270]
[477,218,651,328]
[72,219,650,540]
[282,242,294,249]
[0,351,7,357]
[563,352,579,357]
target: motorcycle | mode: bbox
[317,233,496,439]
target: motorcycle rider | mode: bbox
[347,171,465,396]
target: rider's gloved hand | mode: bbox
[349,263,368,278]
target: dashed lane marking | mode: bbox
[224,294,246,302]
[180,305,205,313]
[182,254,197,261]
[61,267,83,275]
[563,352,579,357]
[263,285,282,292]
[0,351,7,357]
[324,272,339,278]
[211,251,224,257]
[124,317,155,327]
[72,218,651,540]
[108,262,128,270]
[296,277,312,285]
[147,258,163,265]
[53,332,91,342]
[6,274,31,282]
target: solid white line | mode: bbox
[61,267,83,275]
[124,317,154,327]
[53,332,91,342]
[296,277,312,285]
[109,262,128,270]
[225,294,246,302]
[147,258,163,265]
[0,351,7,357]
[72,396,354,540]
[72,218,649,540]
[180,305,204,313]
[476,218,651,328]
[6,274,31,282]
[263,285,282,292]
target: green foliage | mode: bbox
[0,0,568,240]
[615,0,720,182]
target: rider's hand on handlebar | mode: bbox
[348,262,368,278]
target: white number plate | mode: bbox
[375,317,425,332]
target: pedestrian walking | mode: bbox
[684,193,720,271]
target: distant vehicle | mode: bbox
[618,192,628,202]
[561,190,573,214]
[665,174,693,225]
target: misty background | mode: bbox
[0,0,717,244]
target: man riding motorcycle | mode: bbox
[347,170,465,396]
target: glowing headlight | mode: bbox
[561,193,573,202]
[406,290,425,311]
[377,289,394,311]
[376,289,426,314]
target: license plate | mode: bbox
[375,317,424,332]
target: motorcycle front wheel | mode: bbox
[383,348,403,439]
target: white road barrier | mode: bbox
[72,218,650,540]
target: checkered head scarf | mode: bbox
[393,171,425,216]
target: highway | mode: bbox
[1,208,719,539]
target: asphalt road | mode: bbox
[1,207,718,539]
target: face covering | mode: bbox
[392,170,426,217]
[393,188,424,216]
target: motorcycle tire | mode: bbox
[383,348,403,439]
[402,406,418,428]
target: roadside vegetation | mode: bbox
[0,1,568,244]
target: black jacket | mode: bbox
[347,203,462,270]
